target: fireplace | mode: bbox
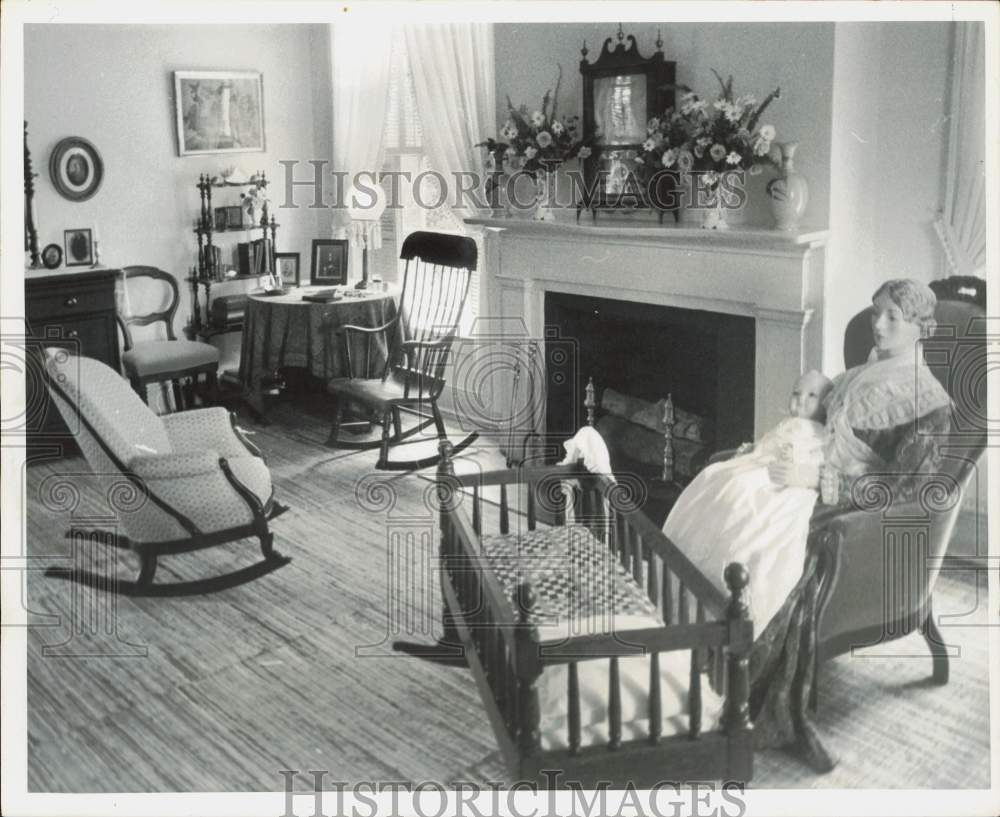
[544,292,755,453]
[468,215,827,450]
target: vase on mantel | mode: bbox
[701,183,730,231]
[532,168,559,222]
[766,142,809,231]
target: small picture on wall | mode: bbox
[310,240,348,286]
[63,228,93,267]
[274,252,301,286]
[174,70,265,156]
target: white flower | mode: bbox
[697,136,712,148]
[713,99,729,111]
[577,146,592,159]
[551,120,564,135]
[691,100,708,114]
[725,104,742,124]
[536,131,553,148]
[704,170,719,187]
[643,137,658,153]
[725,151,741,166]
[524,146,538,159]
[753,138,771,157]
[531,111,545,127]
[662,148,678,168]
[647,117,660,133]
[505,146,517,158]
[710,143,727,162]
[677,150,694,172]
[759,124,776,141]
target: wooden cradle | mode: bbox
[409,442,754,788]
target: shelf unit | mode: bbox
[187,172,279,337]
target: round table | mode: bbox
[238,285,398,410]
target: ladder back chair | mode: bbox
[118,266,220,412]
[324,231,478,470]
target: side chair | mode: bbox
[118,265,220,411]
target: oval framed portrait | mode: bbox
[49,137,104,201]
[41,243,63,270]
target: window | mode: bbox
[377,32,478,332]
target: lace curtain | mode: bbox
[934,22,986,278]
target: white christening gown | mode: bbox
[661,417,825,633]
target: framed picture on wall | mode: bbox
[274,252,301,286]
[174,70,265,156]
[310,239,348,285]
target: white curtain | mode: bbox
[935,22,986,278]
[330,23,395,240]
[403,24,496,222]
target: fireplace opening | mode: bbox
[544,291,755,460]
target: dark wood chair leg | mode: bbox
[431,402,447,438]
[391,406,403,441]
[922,602,949,685]
[376,408,393,469]
[136,552,157,587]
[325,398,345,447]
[130,377,147,404]
[172,380,185,412]
[204,370,219,405]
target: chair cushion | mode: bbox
[123,340,220,379]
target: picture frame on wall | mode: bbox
[63,228,93,267]
[310,239,348,285]
[174,70,265,156]
[274,252,301,286]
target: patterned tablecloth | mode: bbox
[238,285,398,403]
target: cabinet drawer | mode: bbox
[27,286,115,321]
[31,314,119,367]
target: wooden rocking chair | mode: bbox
[324,231,478,470]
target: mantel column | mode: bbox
[753,306,817,437]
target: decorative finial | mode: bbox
[581,40,588,59]
[656,29,663,51]
[584,377,595,426]
[616,23,624,42]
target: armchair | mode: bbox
[43,347,289,590]
[813,275,987,686]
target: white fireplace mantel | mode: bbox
[466,215,829,440]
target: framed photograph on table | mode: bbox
[310,239,348,285]
[174,70,265,156]
[274,252,301,286]
[63,228,93,266]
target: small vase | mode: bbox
[701,184,729,231]
[532,169,559,222]
[767,142,809,231]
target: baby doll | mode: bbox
[662,370,833,632]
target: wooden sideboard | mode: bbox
[24,267,121,449]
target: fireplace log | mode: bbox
[600,388,710,443]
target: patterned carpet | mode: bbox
[23,401,991,790]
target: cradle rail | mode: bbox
[435,443,753,788]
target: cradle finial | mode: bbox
[584,377,595,426]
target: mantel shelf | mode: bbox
[464,215,829,253]
[194,224,278,234]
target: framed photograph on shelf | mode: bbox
[225,205,244,229]
[310,239,348,285]
[274,252,301,286]
[174,70,265,156]
[213,207,229,230]
[63,228,93,266]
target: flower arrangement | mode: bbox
[638,70,781,184]
[476,67,595,179]
[240,184,269,224]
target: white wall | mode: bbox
[494,22,836,228]
[824,22,953,373]
[24,23,329,366]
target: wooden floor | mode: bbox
[21,400,992,791]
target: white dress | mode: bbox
[661,417,825,632]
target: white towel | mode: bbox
[559,426,614,476]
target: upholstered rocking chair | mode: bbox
[44,348,289,591]
[324,231,479,470]
[811,275,988,688]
